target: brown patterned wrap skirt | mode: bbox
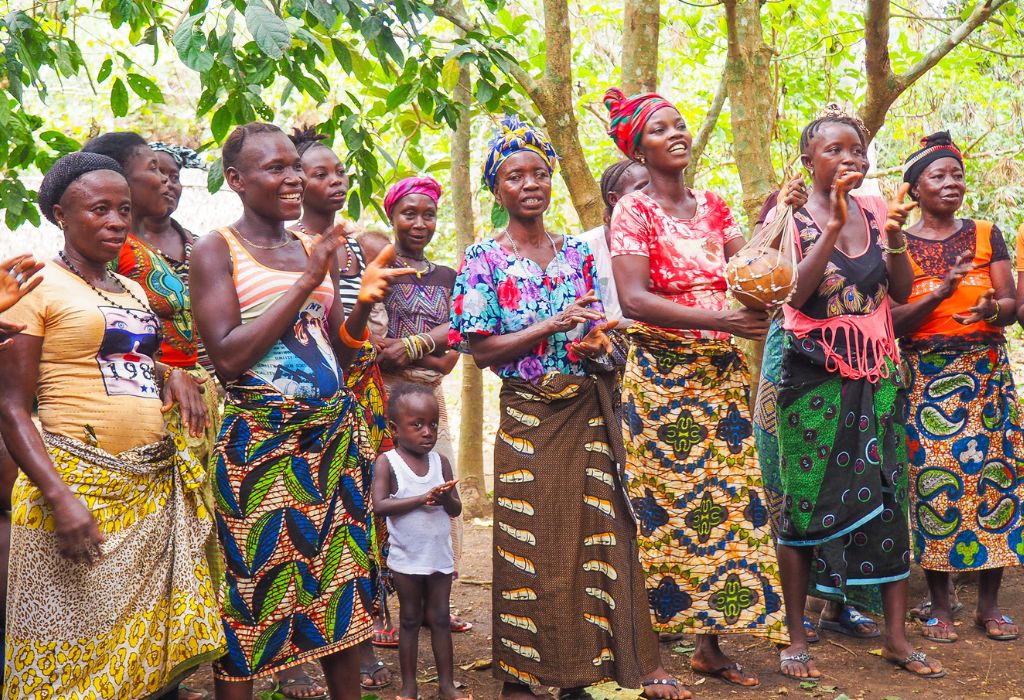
[492,371,658,689]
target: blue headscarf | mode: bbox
[482,116,558,193]
[149,142,206,170]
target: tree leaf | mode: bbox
[211,105,233,143]
[207,158,225,193]
[440,58,460,92]
[110,77,129,117]
[126,73,163,102]
[244,1,291,60]
[96,57,112,83]
[172,14,215,72]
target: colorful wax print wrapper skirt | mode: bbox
[903,336,1024,572]
[777,333,911,597]
[212,373,375,680]
[4,431,225,699]
[754,321,883,612]
[622,325,787,643]
[492,372,658,689]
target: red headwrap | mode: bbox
[603,87,675,160]
[383,176,443,218]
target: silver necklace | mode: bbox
[504,229,558,262]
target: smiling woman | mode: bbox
[189,122,412,700]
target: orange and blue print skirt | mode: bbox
[903,335,1024,572]
[623,325,788,643]
[212,373,375,680]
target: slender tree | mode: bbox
[622,0,660,94]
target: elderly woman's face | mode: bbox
[495,150,552,219]
[53,170,132,264]
[912,157,965,216]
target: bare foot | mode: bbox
[779,645,820,680]
[640,666,691,699]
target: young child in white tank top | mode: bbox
[371,383,467,700]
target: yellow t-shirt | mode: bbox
[3,265,167,454]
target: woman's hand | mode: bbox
[828,169,864,230]
[575,319,619,358]
[0,318,26,350]
[161,369,210,438]
[52,495,104,564]
[720,308,770,341]
[549,290,604,333]
[379,340,412,369]
[302,223,348,288]
[932,253,974,302]
[0,255,44,314]
[358,245,416,304]
[779,175,808,210]
[885,183,918,234]
[954,287,998,325]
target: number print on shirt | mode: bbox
[96,306,161,398]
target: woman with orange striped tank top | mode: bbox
[189,122,413,700]
[892,132,1022,646]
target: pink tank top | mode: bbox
[217,228,341,398]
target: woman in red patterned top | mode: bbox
[606,88,787,691]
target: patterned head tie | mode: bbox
[383,176,443,219]
[902,131,963,189]
[482,115,558,193]
[37,152,126,225]
[149,142,206,170]
[603,86,675,160]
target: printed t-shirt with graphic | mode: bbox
[2,264,165,455]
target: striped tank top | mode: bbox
[218,228,341,399]
[337,238,366,315]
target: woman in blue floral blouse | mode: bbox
[449,116,681,700]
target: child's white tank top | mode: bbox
[383,449,456,575]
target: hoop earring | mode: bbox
[56,220,65,231]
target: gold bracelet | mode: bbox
[985,299,1001,325]
[881,235,908,255]
[162,366,177,386]
[339,323,369,348]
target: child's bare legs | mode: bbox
[393,571,460,700]
[424,571,459,699]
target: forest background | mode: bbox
[1,0,1022,515]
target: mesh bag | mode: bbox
[726,205,799,310]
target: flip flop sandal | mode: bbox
[803,616,820,643]
[920,617,958,643]
[640,677,682,699]
[909,598,963,622]
[373,626,400,648]
[451,615,474,633]
[889,650,946,679]
[819,606,881,639]
[275,674,328,700]
[178,684,208,700]
[779,651,817,680]
[696,661,759,687]
[976,614,1019,641]
[360,659,392,690]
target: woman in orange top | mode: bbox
[893,132,1022,645]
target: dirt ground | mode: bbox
[188,521,1024,700]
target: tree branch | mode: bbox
[689,67,728,170]
[860,0,1011,139]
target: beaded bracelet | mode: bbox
[162,366,178,386]
[881,234,908,255]
[339,323,370,348]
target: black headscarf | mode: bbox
[902,131,964,192]
[37,152,125,225]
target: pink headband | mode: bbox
[383,176,442,218]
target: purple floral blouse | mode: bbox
[448,237,605,382]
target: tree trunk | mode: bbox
[722,0,777,225]
[451,62,490,518]
[621,0,660,94]
[435,0,603,229]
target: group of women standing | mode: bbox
[0,84,1021,700]
[447,96,1021,699]
[0,120,462,700]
